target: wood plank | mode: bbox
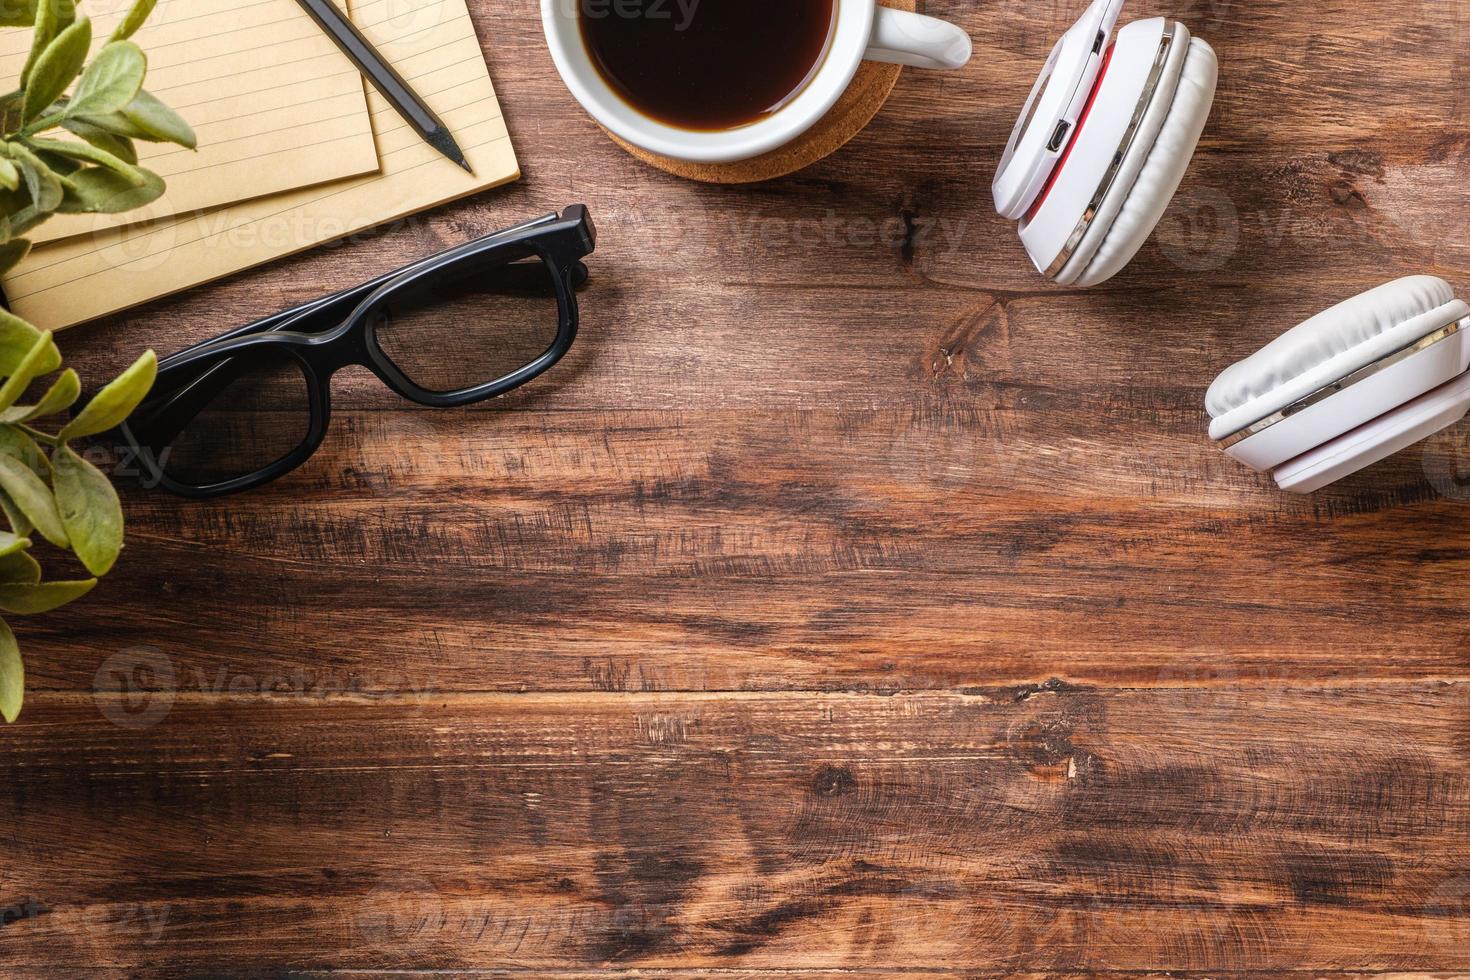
[3,686,1469,971]
[16,402,1470,693]
[58,142,1470,403]
[4,973,1450,980]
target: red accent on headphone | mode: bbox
[1025,42,1117,223]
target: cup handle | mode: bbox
[865,6,973,70]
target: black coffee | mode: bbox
[578,0,837,131]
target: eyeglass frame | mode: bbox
[113,204,596,499]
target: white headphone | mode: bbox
[991,0,1217,286]
[992,2,1469,493]
[992,3,1466,493]
[1208,277,1470,493]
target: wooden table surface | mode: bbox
[5,0,1470,974]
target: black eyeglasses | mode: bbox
[110,205,596,498]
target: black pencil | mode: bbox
[293,0,473,174]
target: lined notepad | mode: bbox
[0,0,381,244]
[3,0,520,329]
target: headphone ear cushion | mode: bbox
[1058,33,1218,287]
[1207,275,1468,442]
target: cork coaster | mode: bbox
[608,0,916,184]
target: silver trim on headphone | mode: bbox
[1043,24,1176,280]
[1215,316,1470,450]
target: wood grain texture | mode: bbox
[5,0,1470,974]
[5,686,1470,972]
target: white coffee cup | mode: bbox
[540,0,973,163]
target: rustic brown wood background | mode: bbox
[4,0,1470,974]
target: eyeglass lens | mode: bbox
[371,253,564,395]
[155,347,314,487]
[142,252,567,489]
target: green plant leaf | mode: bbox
[109,0,154,42]
[0,548,40,583]
[64,40,145,118]
[0,578,95,613]
[0,156,18,191]
[22,14,90,121]
[0,0,37,28]
[117,89,194,149]
[0,455,66,547]
[18,0,72,32]
[60,348,155,441]
[17,374,80,422]
[0,617,20,722]
[0,93,23,139]
[65,111,144,140]
[0,530,30,559]
[3,367,78,422]
[33,147,82,178]
[51,444,122,576]
[21,0,58,88]
[0,308,59,377]
[8,142,63,213]
[0,489,32,537]
[55,164,162,213]
[0,330,55,411]
[0,204,45,238]
[0,424,48,476]
[0,237,30,276]
[60,118,136,163]
[26,136,144,184]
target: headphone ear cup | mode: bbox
[1056,29,1217,286]
[1207,276,1470,491]
[1209,277,1463,431]
[1270,370,1470,493]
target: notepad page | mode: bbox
[3,0,519,329]
[0,0,381,244]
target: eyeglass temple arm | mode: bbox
[191,211,573,351]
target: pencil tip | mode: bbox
[427,128,473,174]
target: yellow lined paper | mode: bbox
[3,0,520,329]
[0,0,381,244]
